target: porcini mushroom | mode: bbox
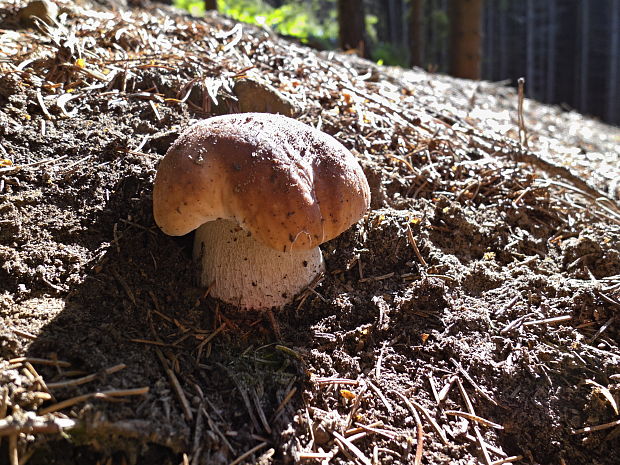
[153,113,370,309]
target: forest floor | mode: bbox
[1,1,620,464]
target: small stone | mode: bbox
[233,78,297,117]
[18,0,58,28]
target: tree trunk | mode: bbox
[448,0,482,80]
[608,0,619,124]
[546,0,557,102]
[409,0,424,68]
[337,0,369,57]
[204,0,217,10]
[578,0,589,113]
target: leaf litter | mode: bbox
[0,1,619,464]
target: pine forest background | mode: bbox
[175,0,620,126]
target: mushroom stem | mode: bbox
[193,219,325,309]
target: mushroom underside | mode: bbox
[193,219,325,309]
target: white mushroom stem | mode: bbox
[193,219,325,309]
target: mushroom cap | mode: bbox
[153,113,370,252]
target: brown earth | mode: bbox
[1,1,619,464]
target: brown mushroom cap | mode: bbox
[153,113,370,252]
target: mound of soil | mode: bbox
[1,1,619,464]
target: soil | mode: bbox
[1,1,619,464]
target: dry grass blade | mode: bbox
[35,89,52,119]
[129,339,174,347]
[413,417,424,465]
[110,268,137,305]
[597,291,620,307]
[358,272,395,283]
[428,373,441,404]
[346,431,368,442]
[191,403,205,460]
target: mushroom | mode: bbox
[153,113,370,309]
